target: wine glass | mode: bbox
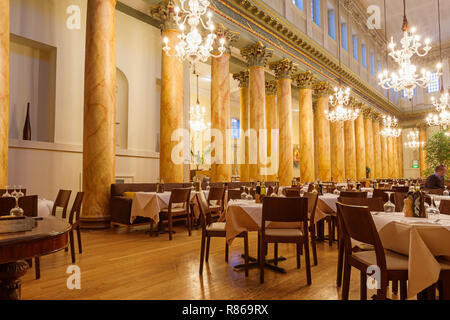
[206,181,210,191]
[240,188,248,199]
[17,185,24,198]
[383,191,395,212]
[11,185,18,198]
[9,193,24,217]
[433,196,441,222]
[2,186,11,197]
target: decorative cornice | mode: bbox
[240,41,273,67]
[214,23,240,54]
[314,81,331,98]
[294,70,315,89]
[150,0,179,31]
[269,58,297,80]
[265,80,277,95]
[233,70,249,87]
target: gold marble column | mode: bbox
[381,135,388,179]
[0,0,9,186]
[82,0,117,228]
[314,82,332,181]
[372,113,382,179]
[363,107,374,179]
[152,0,184,183]
[265,80,277,181]
[387,137,395,178]
[354,104,366,180]
[313,102,319,180]
[393,135,399,178]
[241,42,272,181]
[330,121,345,182]
[398,135,404,178]
[269,59,296,186]
[293,71,314,183]
[419,124,427,178]
[343,98,357,181]
[210,25,238,182]
[233,71,249,182]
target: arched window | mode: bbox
[116,68,129,150]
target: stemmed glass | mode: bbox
[206,181,210,191]
[17,185,24,198]
[11,185,18,198]
[433,196,441,223]
[383,191,395,212]
[2,186,11,197]
[9,185,24,217]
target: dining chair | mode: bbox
[197,192,249,276]
[439,200,450,215]
[158,188,192,240]
[227,189,242,200]
[393,192,408,212]
[304,192,319,266]
[0,197,16,216]
[285,188,301,197]
[66,192,84,263]
[259,197,311,285]
[339,191,368,198]
[18,195,38,217]
[207,187,226,220]
[423,189,444,195]
[337,202,409,300]
[307,184,314,192]
[392,186,409,193]
[372,188,391,202]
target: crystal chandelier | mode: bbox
[162,0,225,66]
[325,87,359,122]
[404,129,423,149]
[378,0,441,99]
[190,72,210,132]
[380,115,402,138]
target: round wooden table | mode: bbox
[0,217,71,300]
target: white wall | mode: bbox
[8,0,162,201]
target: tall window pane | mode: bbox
[341,21,347,51]
[328,8,335,39]
[293,0,303,11]
[312,0,321,26]
[352,34,358,60]
[370,52,375,75]
[362,44,367,68]
[427,72,440,93]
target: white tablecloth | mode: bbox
[318,192,374,213]
[38,199,54,217]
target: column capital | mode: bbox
[417,122,428,129]
[362,106,373,119]
[240,41,273,67]
[313,81,331,97]
[269,58,297,80]
[293,70,315,89]
[371,112,382,123]
[214,23,239,54]
[265,80,277,95]
[150,0,180,31]
[233,71,249,87]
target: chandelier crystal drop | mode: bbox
[162,0,226,66]
[404,129,423,149]
[380,115,402,138]
[378,0,441,99]
[325,87,359,122]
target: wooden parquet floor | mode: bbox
[20,224,400,300]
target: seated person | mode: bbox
[425,165,447,189]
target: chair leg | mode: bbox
[341,255,351,300]
[328,218,333,247]
[400,280,407,300]
[360,271,367,300]
[76,226,82,254]
[336,236,344,287]
[310,225,318,266]
[225,243,229,262]
[199,233,206,274]
[69,229,76,264]
[205,237,211,262]
[274,243,278,266]
[296,243,301,269]
[303,240,312,285]
[187,211,192,237]
[243,234,249,277]
[149,221,154,237]
[376,276,388,300]
[259,237,265,284]
[392,280,399,295]
[35,257,40,280]
[168,214,173,240]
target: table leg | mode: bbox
[0,261,29,300]
[233,254,287,274]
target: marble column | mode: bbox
[393,135,399,178]
[331,121,345,182]
[354,106,366,180]
[313,102,319,180]
[233,71,249,182]
[82,0,117,228]
[314,82,331,181]
[241,42,272,181]
[294,71,314,183]
[269,59,296,186]
[210,25,238,182]
[387,137,395,178]
[398,135,404,178]
[344,119,357,181]
[372,114,382,179]
[381,135,388,178]
[152,1,184,183]
[363,108,374,179]
[419,125,427,178]
[265,80,277,181]
[0,0,9,186]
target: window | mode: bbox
[390,88,394,101]
[370,52,375,75]
[312,0,321,26]
[377,60,382,74]
[328,7,335,39]
[402,89,416,98]
[352,34,358,60]
[231,118,240,139]
[361,44,367,68]
[427,72,440,93]
[292,0,303,11]
[341,20,348,51]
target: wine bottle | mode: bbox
[261,180,266,197]
[23,102,31,140]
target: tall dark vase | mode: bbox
[22,102,31,140]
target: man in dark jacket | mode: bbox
[425,165,447,189]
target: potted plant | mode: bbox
[424,130,450,177]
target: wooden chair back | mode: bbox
[196,192,213,229]
[304,192,318,223]
[0,197,15,216]
[52,190,72,218]
[439,200,450,215]
[338,196,384,212]
[307,184,314,192]
[68,192,84,225]
[227,189,242,200]
[207,187,225,207]
[262,196,308,223]
[393,192,407,212]
[423,189,444,195]
[168,188,191,211]
[392,186,409,193]
[18,195,38,217]
[372,189,390,202]
[339,191,367,198]
[285,188,301,197]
